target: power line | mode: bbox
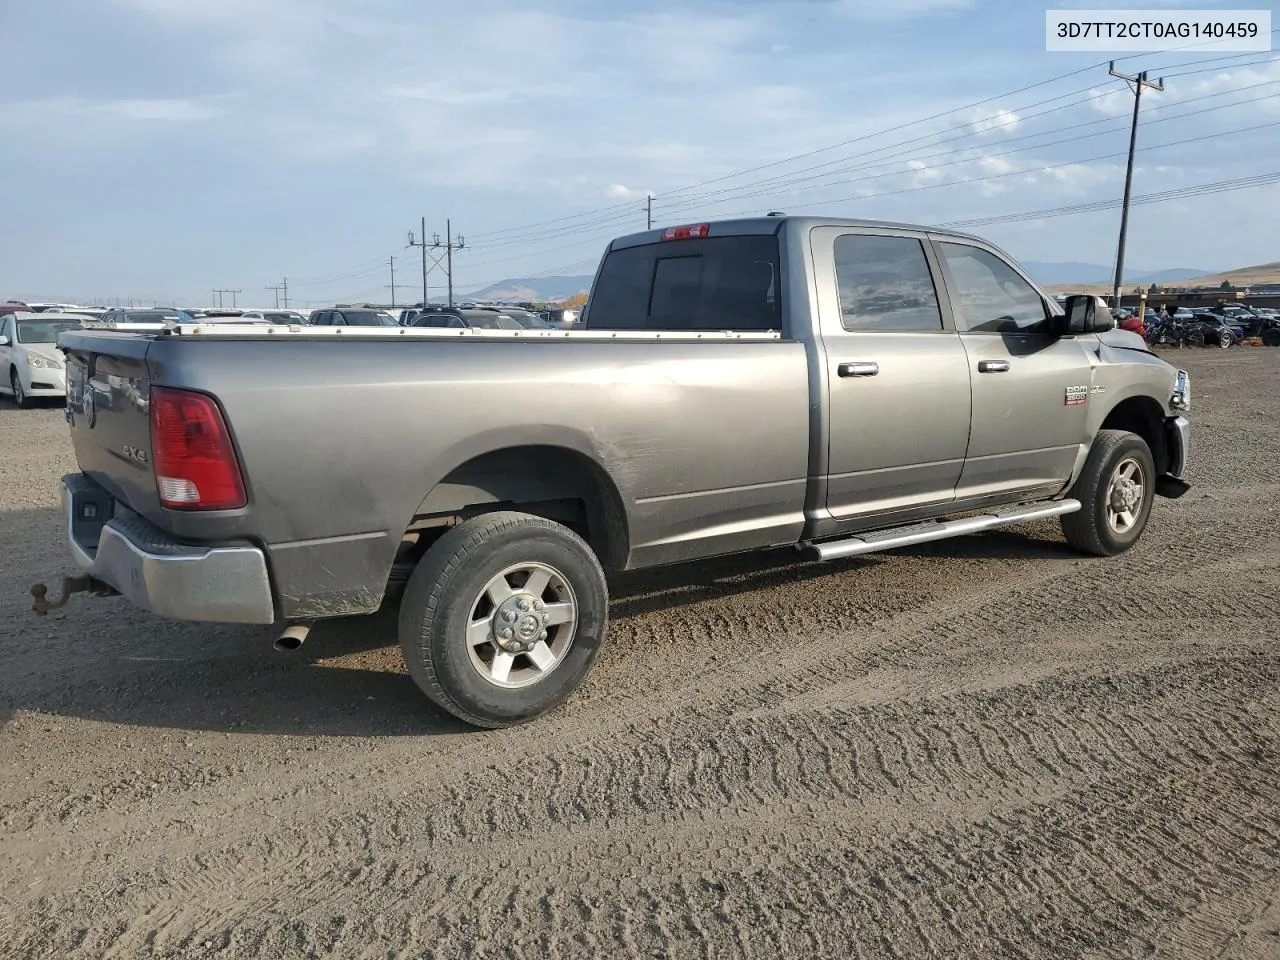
[939,171,1280,229]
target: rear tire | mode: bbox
[1218,330,1234,348]
[398,511,609,728]
[1263,328,1280,347]
[1061,430,1156,557]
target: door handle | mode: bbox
[838,361,880,378]
[978,360,1011,373]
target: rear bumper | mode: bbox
[63,475,275,624]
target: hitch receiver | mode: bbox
[30,575,118,616]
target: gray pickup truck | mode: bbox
[44,216,1190,727]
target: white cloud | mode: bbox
[832,0,975,21]
[966,107,1021,137]
[100,98,227,121]
[1087,86,1134,118]
[606,184,636,198]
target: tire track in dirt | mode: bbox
[3,353,1280,958]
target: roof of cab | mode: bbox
[608,215,986,251]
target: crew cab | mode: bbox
[44,217,1191,727]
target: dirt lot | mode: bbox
[1,350,1278,959]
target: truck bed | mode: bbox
[59,325,811,619]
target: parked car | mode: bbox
[47,216,1191,728]
[411,308,525,330]
[308,308,400,327]
[94,307,198,328]
[479,307,552,329]
[0,311,92,406]
[1192,311,1244,347]
[241,310,309,324]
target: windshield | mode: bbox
[466,313,524,330]
[122,310,192,324]
[16,319,81,343]
[344,311,400,326]
[265,312,304,322]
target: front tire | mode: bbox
[1061,430,1156,557]
[10,368,31,409]
[398,511,609,728]
[1218,329,1234,348]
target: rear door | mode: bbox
[934,239,1093,498]
[813,227,972,520]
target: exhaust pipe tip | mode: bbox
[273,621,313,652]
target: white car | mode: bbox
[0,311,93,407]
[241,310,309,324]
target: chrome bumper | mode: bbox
[1167,415,1189,478]
[63,476,275,624]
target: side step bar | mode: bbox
[804,499,1081,561]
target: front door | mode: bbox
[815,228,973,520]
[933,239,1094,499]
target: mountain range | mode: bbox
[1020,262,1213,286]
[463,275,595,302]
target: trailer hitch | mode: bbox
[30,575,118,616]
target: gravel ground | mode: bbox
[1,350,1278,959]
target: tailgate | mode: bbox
[61,330,162,518]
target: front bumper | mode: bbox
[1156,415,1191,499]
[20,363,66,396]
[1166,415,1189,478]
[63,474,275,624]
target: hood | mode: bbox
[1095,328,1150,353]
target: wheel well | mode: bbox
[407,445,629,571]
[1100,396,1169,475]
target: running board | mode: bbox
[804,499,1082,561]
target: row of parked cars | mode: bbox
[1113,304,1280,348]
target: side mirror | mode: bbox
[0,335,8,346]
[1062,294,1114,335]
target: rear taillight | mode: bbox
[149,386,246,510]
[660,223,710,241]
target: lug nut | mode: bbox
[541,613,550,624]
[518,599,531,612]
[503,611,518,623]
[539,630,548,641]
[533,600,544,611]
[499,627,513,640]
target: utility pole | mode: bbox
[1108,62,1164,309]
[212,288,241,308]
[432,219,465,307]
[408,217,433,306]
[387,255,397,307]
[265,279,288,308]
[646,194,653,230]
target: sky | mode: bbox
[1,0,1278,306]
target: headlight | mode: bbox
[25,353,61,370]
[1171,369,1190,411]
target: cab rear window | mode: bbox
[587,235,780,332]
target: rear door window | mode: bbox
[588,235,780,332]
[834,234,943,332]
